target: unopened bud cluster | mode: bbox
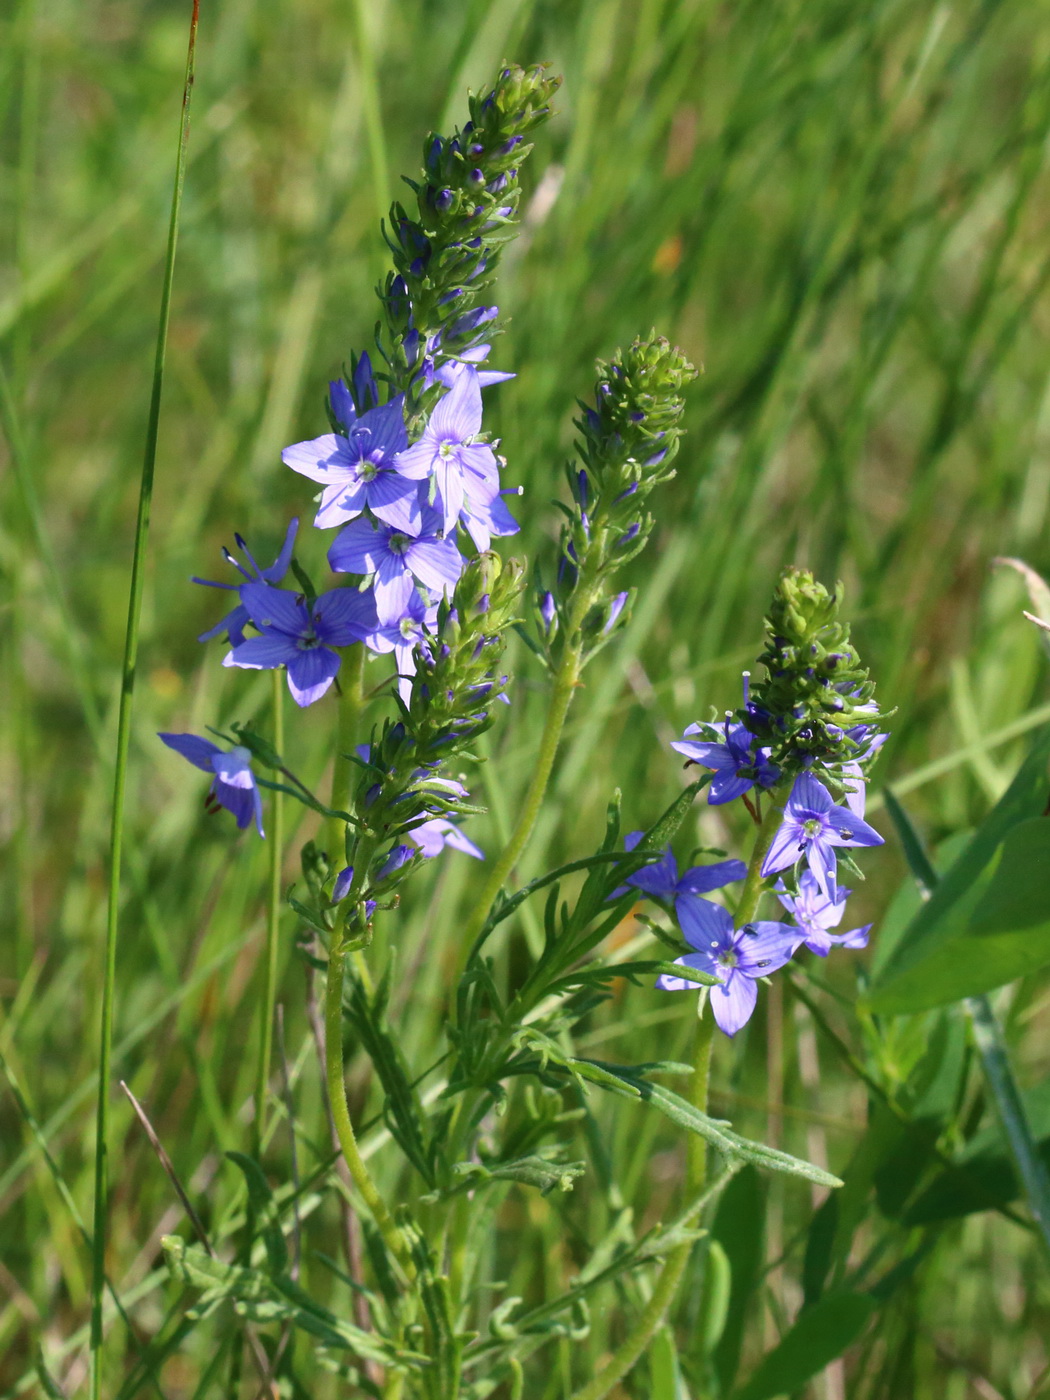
[743,568,882,777]
[381,63,561,412]
[541,336,696,657]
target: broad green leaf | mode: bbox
[732,1292,875,1400]
[711,1168,765,1393]
[867,726,1050,1013]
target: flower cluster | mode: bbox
[647,569,886,1036]
[539,337,697,659]
[159,66,556,850]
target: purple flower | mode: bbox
[223,580,377,707]
[671,719,778,805]
[839,725,888,817]
[193,518,299,646]
[393,368,500,534]
[604,591,629,634]
[327,511,464,625]
[776,871,871,957]
[426,342,514,390]
[282,396,425,532]
[656,897,797,1036]
[615,832,746,919]
[361,590,439,700]
[331,866,377,917]
[761,773,883,895]
[459,485,520,551]
[158,733,264,837]
[407,818,484,860]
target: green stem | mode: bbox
[253,670,284,1154]
[328,643,365,863]
[89,6,199,1393]
[571,793,785,1400]
[459,616,591,953]
[324,920,415,1279]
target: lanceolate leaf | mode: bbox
[868,725,1050,1013]
[732,1292,875,1400]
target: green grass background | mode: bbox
[2,0,1050,1393]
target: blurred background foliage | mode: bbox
[2,0,1050,1393]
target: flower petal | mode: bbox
[676,895,735,954]
[328,518,385,575]
[313,586,378,646]
[225,634,299,669]
[262,518,300,582]
[710,973,758,1037]
[286,647,341,707]
[760,817,804,879]
[406,536,465,594]
[240,581,308,638]
[789,772,834,817]
[676,858,748,894]
[159,732,221,772]
[734,921,798,975]
[281,434,351,483]
[429,366,482,441]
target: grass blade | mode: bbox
[89,4,201,1392]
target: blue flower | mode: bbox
[361,589,439,699]
[282,395,424,532]
[656,897,797,1036]
[193,518,299,646]
[327,510,464,624]
[158,733,264,836]
[761,772,883,895]
[224,580,377,707]
[407,818,484,860]
[393,368,501,535]
[776,871,871,957]
[671,718,778,805]
[616,832,746,921]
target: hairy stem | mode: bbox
[571,792,784,1400]
[89,6,199,1393]
[324,920,415,1279]
[253,670,284,1154]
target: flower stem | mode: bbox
[253,669,284,1154]
[89,6,198,1393]
[324,919,415,1279]
[328,642,365,865]
[570,793,785,1400]
[459,610,592,951]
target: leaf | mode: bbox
[452,1154,587,1196]
[570,1061,842,1187]
[732,1292,875,1400]
[710,1167,764,1393]
[162,1237,418,1368]
[649,1325,691,1400]
[225,1151,287,1275]
[867,725,1050,1013]
[969,818,1050,933]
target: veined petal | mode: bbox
[677,858,748,894]
[805,838,839,897]
[433,456,465,535]
[373,556,416,625]
[761,818,804,879]
[210,745,254,788]
[709,772,754,805]
[826,807,884,848]
[287,647,341,707]
[676,895,735,954]
[407,536,465,594]
[710,973,758,1037]
[356,397,408,458]
[159,732,221,772]
[391,440,437,481]
[328,518,385,575]
[315,481,368,530]
[213,778,261,833]
[282,434,352,483]
[789,772,834,816]
[313,586,378,645]
[429,366,482,440]
[240,581,308,638]
[226,634,299,669]
[626,847,678,899]
[734,922,797,975]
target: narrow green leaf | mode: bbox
[732,1292,875,1400]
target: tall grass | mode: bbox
[2,0,1050,1393]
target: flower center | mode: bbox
[438,440,456,459]
[388,532,411,555]
[717,949,738,970]
[802,817,823,839]
[399,618,418,640]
